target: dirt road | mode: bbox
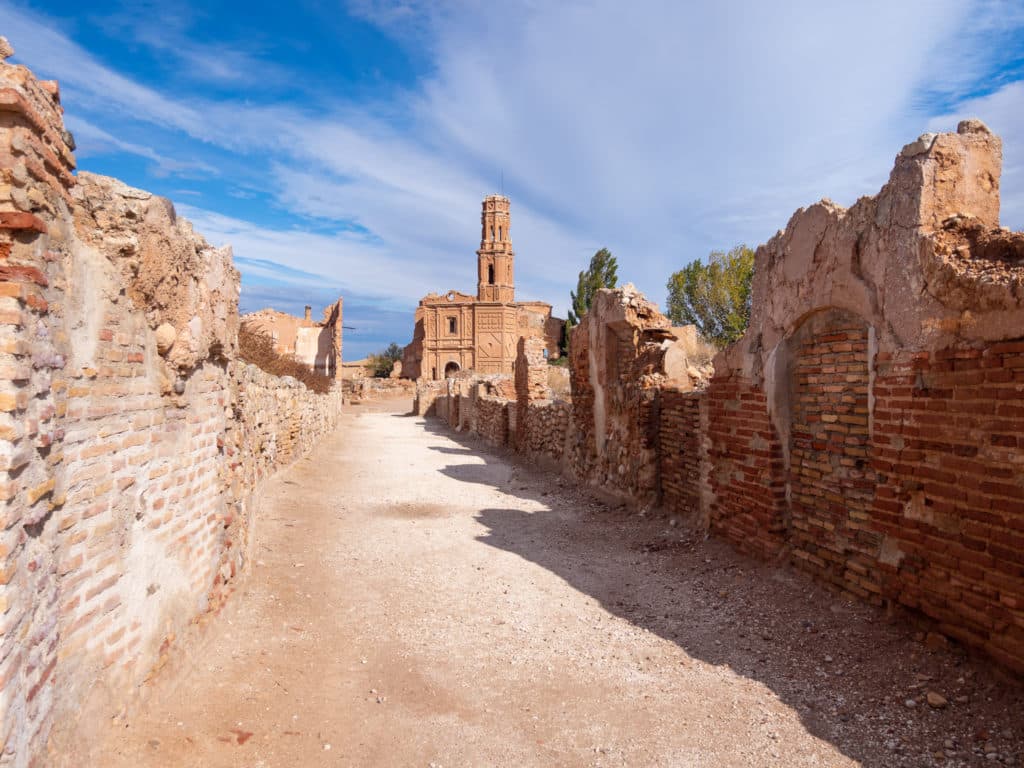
[94,398,1023,767]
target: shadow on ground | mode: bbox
[419,417,1024,767]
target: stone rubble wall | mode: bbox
[0,49,342,766]
[344,376,414,404]
[520,400,571,465]
[473,391,509,447]
[413,379,445,416]
[423,122,1024,674]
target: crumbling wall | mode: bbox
[345,376,414,404]
[474,388,510,447]
[409,119,1024,672]
[0,46,343,766]
[705,120,1024,669]
[567,286,675,502]
[414,379,444,416]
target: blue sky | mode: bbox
[3,1,1024,360]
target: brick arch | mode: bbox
[774,307,880,592]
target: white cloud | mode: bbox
[174,204,454,307]
[1,5,210,138]
[66,116,218,177]
[4,0,1022,326]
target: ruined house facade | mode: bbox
[420,121,1024,675]
[401,195,563,380]
[241,299,344,379]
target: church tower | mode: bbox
[476,195,515,303]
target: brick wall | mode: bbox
[704,375,787,560]
[0,55,343,766]
[659,387,704,522]
[787,319,880,596]
[868,343,1024,670]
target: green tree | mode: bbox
[665,245,755,348]
[564,248,618,354]
[366,342,404,378]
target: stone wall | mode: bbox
[567,286,680,503]
[474,389,510,447]
[414,379,445,417]
[344,376,414,404]
[0,48,342,766]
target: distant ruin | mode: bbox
[401,195,563,380]
[241,300,344,379]
[421,120,1024,675]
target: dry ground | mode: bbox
[92,397,1023,767]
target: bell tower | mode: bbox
[476,194,515,303]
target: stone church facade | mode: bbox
[402,195,563,380]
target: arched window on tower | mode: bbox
[490,226,495,242]
[498,226,503,241]
[488,264,495,284]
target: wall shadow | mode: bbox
[421,418,1024,767]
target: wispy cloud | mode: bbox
[3,0,1023,359]
[67,116,218,177]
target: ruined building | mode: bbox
[401,195,563,379]
[420,120,1024,675]
[241,299,344,379]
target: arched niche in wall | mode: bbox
[767,306,880,586]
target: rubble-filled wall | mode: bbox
[0,46,342,766]
[567,286,676,502]
[414,379,445,416]
[514,338,570,464]
[708,120,1024,669]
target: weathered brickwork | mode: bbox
[700,121,1024,671]
[868,343,1024,669]
[704,375,787,560]
[658,387,704,523]
[0,50,342,766]
[788,316,879,593]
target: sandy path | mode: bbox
[93,398,1023,768]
